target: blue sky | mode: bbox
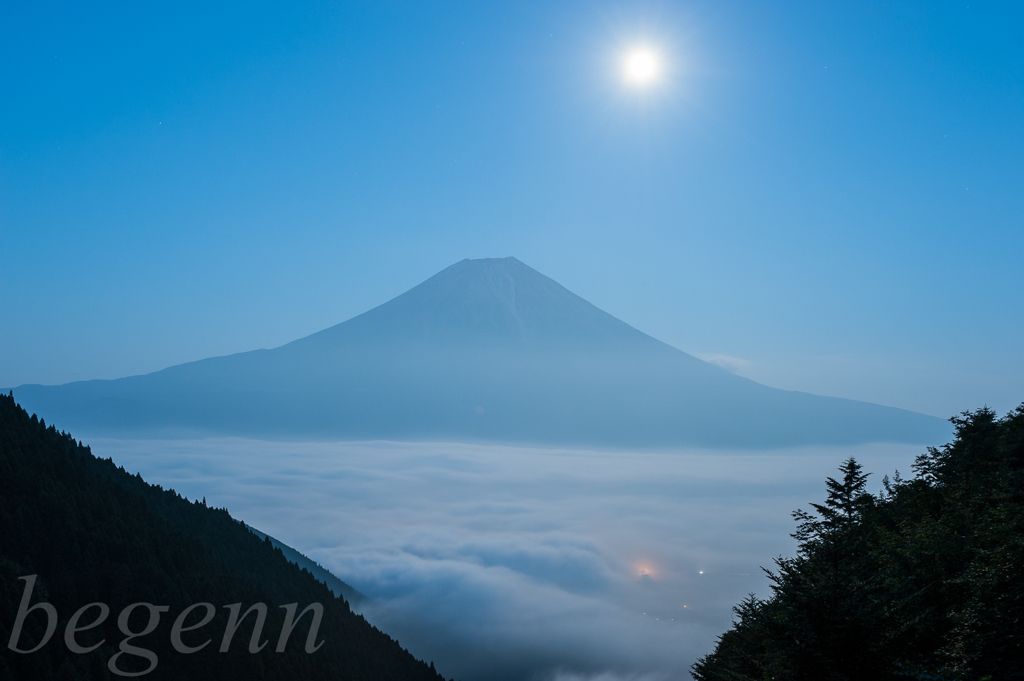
[2,0,1021,418]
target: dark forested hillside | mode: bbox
[0,392,448,681]
[692,404,1024,681]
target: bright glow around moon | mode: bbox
[624,49,659,84]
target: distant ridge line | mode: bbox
[11,257,951,448]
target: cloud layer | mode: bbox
[89,438,924,680]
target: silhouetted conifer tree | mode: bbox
[693,404,1024,681]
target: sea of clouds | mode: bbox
[87,437,926,681]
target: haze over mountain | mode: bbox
[11,258,948,447]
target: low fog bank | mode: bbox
[88,438,926,680]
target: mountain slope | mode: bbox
[0,393,446,680]
[10,257,949,447]
[246,527,368,607]
[693,405,1024,680]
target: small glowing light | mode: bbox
[624,49,659,84]
[699,571,703,574]
[635,561,658,578]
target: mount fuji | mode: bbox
[11,257,948,447]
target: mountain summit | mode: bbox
[12,258,948,447]
[292,257,668,351]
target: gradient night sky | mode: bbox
[2,0,1022,418]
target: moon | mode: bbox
[624,49,659,85]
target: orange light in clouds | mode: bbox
[634,561,657,578]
